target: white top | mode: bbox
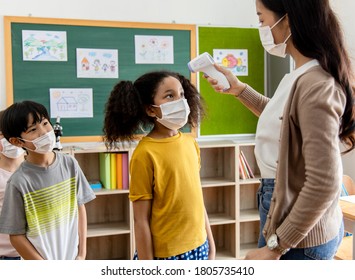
[255,59,319,178]
[0,167,19,257]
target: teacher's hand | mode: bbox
[205,64,247,97]
[244,246,281,260]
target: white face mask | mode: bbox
[20,130,56,154]
[0,138,25,159]
[258,14,292,58]
[153,98,190,130]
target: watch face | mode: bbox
[267,234,278,249]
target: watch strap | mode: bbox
[272,244,290,255]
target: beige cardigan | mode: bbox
[239,65,345,248]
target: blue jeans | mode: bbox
[257,179,275,248]
[257,178,344,260]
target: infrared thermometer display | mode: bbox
[188,52,230,90]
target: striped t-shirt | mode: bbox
[0,152,96,260]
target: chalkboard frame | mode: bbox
[4,16,196,142]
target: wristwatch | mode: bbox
[267,233,290,255]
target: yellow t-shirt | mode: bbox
[129,132,206,257]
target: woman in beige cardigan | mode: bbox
[207,0,355,260]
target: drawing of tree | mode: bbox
[77,94,90,111]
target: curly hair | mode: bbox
[103,71,205,149]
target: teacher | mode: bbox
[206,0,355,260]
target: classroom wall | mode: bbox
[2,0,353,107]
[0,0,354,178]
[0,0,258,110]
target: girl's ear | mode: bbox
[9,137,24,148]
[146,105,157,118]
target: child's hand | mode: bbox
[208,250,216,260]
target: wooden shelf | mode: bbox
[72,149,133,260]
[215,249,237,260]
[93,188,129,196]
[201,177,236,187]
[208,213,236,225]
[71,139,260,259]
[87,222,130,237]
[239,177,261,185]
[240,209,259,222]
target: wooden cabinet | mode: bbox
[85,189,132,260]
[198,140,260,259]
[67,147,134,260]
[237,142,261,259]
[198,141,237,259]
[64,139,260,259]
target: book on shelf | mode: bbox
[122,153,129,190]
[110,153,117,189]
[116,153,123,189]
[239,154,249,179]
[99,152,128,190]
[239,151,255,179]
[239,157,246,180]
[99,153,111,189]
[89,180,102,190]
[241,150,255,178]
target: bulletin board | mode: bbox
[4,16,196,142]
[198,26,264,136]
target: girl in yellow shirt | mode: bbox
[103,71,215,260]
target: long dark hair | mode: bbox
[103,71,204,149]
[261,0,355,153]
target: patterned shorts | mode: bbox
[133,239,209,260]
[0,256,21,260]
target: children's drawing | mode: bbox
[213,49,248,76]
[22,30,67,61]
[49,88,93,118]
[135,35,174,64]
[76,48,119,78]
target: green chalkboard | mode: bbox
[5,16,196,142]
[198,26,264,136]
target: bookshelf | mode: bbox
[65,147,134,260]
[63,139,260,260]
[198,140,260,259]
[237,143,261,258]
